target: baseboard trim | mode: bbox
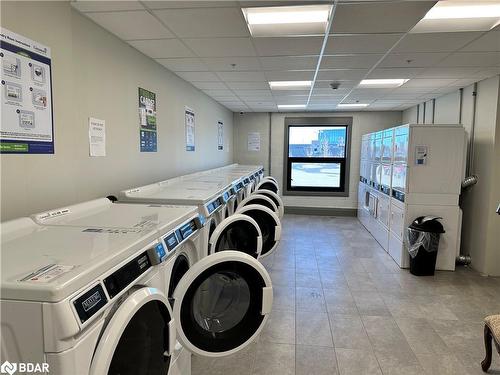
[284,206,357,217]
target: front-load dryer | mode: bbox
[238,194,279,218]
[2,211,273,374]
[252,189,284,219]
[256,178,280,194]
[117,180,263,261]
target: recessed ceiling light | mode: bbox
[242,5,332,37]
[358,79,409,88]
[269,81,312,90]
[337,103,369,108]
[277,104,307,109]
[411,1,500,33]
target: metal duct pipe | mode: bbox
[462,82,478,189]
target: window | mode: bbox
[284,117,352,196]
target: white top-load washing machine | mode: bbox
[117,179,269,260]
[2,203,274,375]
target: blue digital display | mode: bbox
[164,233,178,251]
[155,243,167,259]
[179,220,197,239]
[236,182,243,191]
[243,178,250,184]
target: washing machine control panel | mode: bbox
[206,196,222,214]
[235,182,244,192]
[243,178,250,185]
[222,190,232,202]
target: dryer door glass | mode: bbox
[253,190,284,219]
[173,251,272,357]
[90,288,175,375]
[240,195,278,216]
[236,205,281,258]
[257,181,278,193]
[209,214,262,258]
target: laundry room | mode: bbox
[1,1,499,375]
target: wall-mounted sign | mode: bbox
[138,87,157,152]
[1,28,54,154]
[185,106,195,151]
[217,120,223,151]
[248,132,261,151]
[88,117,105,157]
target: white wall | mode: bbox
[0,2,234,221]
[402,75,500,276]
[233,111,402,210]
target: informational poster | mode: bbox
[415,145,428,165]
[185,106,195,151]
[88,117,106,157]
[0,28,54,154]
[247,132,261,151]
[138,87,157,152]
[217,120,224,151]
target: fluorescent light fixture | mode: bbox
[242,5,331,37]
[411,1,500,33]
[277,104,307,109]
[337,103,369,108]
[269,81,312,90]
[358,79,409,88]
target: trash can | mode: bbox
[406,216,445,276]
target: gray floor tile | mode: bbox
[329,314,372,350]
[296,310,334,347]
[272,285,295,311]
[296,287,326,312]
[336,348,382,375]
[252,342,295,375]
[351,290,391,316]
[260,309,295,345]
[296,345,338,375]
[323,286,358,315]
[296,271,321,288]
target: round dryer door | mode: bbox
[256,179,279,194]
[90,288,176,375]
[253,189,284,219]
[168,254,191,307]
[172,251,273,357]
[236,204,281,258]
[208,213,263,258]
[239,194,279,217]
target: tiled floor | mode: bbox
[192,215,500,375]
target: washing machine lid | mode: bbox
[208,213,263,259]
[235,205,281,258]
[253,189,284,219]
[90,287,176,375]
[172,251,272,357]
[239,194,279,217]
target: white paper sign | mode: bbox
[415,145,428,165]
[185,106,195,151]
[248,132,261,151]
[217,121,224,151]
[88,117,106,157]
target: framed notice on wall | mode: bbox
[138,87,157,152]
[185,106,195,151]
[0,28,54,154]
[217,121,223,151]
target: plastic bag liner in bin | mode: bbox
[406,216,445,258]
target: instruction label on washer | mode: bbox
[21,264,74,283]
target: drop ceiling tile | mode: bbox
[156,58,208,71]
[239,0,331,6]
[226,81,270,90]
[253,37,323,56]
[144,1,239,9]
[393,32,483,53]
[437,52,500,67]
[400,78,458,88]
[248,105,277,112]
[309,97,341,105]
[325,34,403,54]
[321,54,383,69]
[232,90,273,97]
[128,39,195,58]
[260,56,318,70]
[331,1,435,33]
[444,78,477,88]
[264,70,314,81]
[367,67,424,79]
[202,57,261,71]
[379,52,448,68]
[317,69,368,80]
[391,87,436,94]
[153,7,249,38]
[191,81,228,90]
[183,38,256,57]
[210,96,240,101]
[176,71,220,82]
[460,31,500,52]
[217,71,267,82]
[202,89,235,97]
[275,97,308,105]
[71,1,144,12]
[272,90,310,96]
[311,90,348,97]
[417,67,482,79]
[315,80,357,89]
[85,11,173,40]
